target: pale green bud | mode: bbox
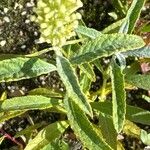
[32,0,83,46]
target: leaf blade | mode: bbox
[71,34,145,64]
[75,25,101,39]
[64,97,112,150]
[119,0,146,33]
[56,55,92,116]
[110,60,126,133]
[0,57,56,82]
[0,95,62,112]
[24,121,69,150]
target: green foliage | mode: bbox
[0,57,56,82]
[110,59,126,133]
[24,121,69,150]
[0,95,62,112]
[0,0,149,150]
[140,130,150,146]
[119,0,146,33]
[70,33,145,64]
[64,96,112,150]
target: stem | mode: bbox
[0,128,23,149]
[25,47,54,57]
[99,67,110,102]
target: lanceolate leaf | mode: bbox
[80,63,96,81]
[79,73,91,94]
[0,111,25,123]
[41,140,69,150]
[126,74,150,90]
[123,46,150,58]
[91,102,150,125]
[110,60,126,133]
[0,57,56,82]
[98,113,117,149]
[111,0,126,17]
[29,88,63,98]
[64,96,112,150]
[0,95,62,112]
[24,121,69,150]
[119,0,146,33]
[71,34,145,64]
[56,55,92,116]
[102,19,125,34]
[140,130,150,145]
[123,120,141,139]
[75,25,101,39]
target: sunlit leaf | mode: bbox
[126,74,150,90]
[0,95,62,112]
[64,96,112,150]
[24,121,69,150]
[119,0,146,33]
[28,88,63,98]
[56,55,92,116]
[91,102,150,125]
[71,34,145,64]
[98,113,117,149]
[75,25,101,39]
[0,111,25,123]
[0,57,56,82]
[110,60,126,133]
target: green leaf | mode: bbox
[110,60,126,133]
[0,136,5,145]
[141,23,150,32]
[123,120,141,139]
[41,140,69,150]
[24,121,69,150]
[0,111,25,123]
[119,0,146,33]
[0,57,56,82]
[79,73,91,94]
[15,123,45,138]
[123,46,150,58]
[80,63,96,81]
[28,88,63,98]
[91,102,150,125]
[75,25,101,39]
[71,34,145,64]
[111,0,126,16]
[0,95,62,112]
[126,74,150,90]
[98,113,117,149]
[56,55,92,116]
[140,130,150,145]
[142,95,150,103]
[64,96,112,150]
[102,19,125,34]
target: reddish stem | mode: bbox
[0,128,23,149]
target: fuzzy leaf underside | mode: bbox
[0,57,56,82]
[71,34,145,64]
